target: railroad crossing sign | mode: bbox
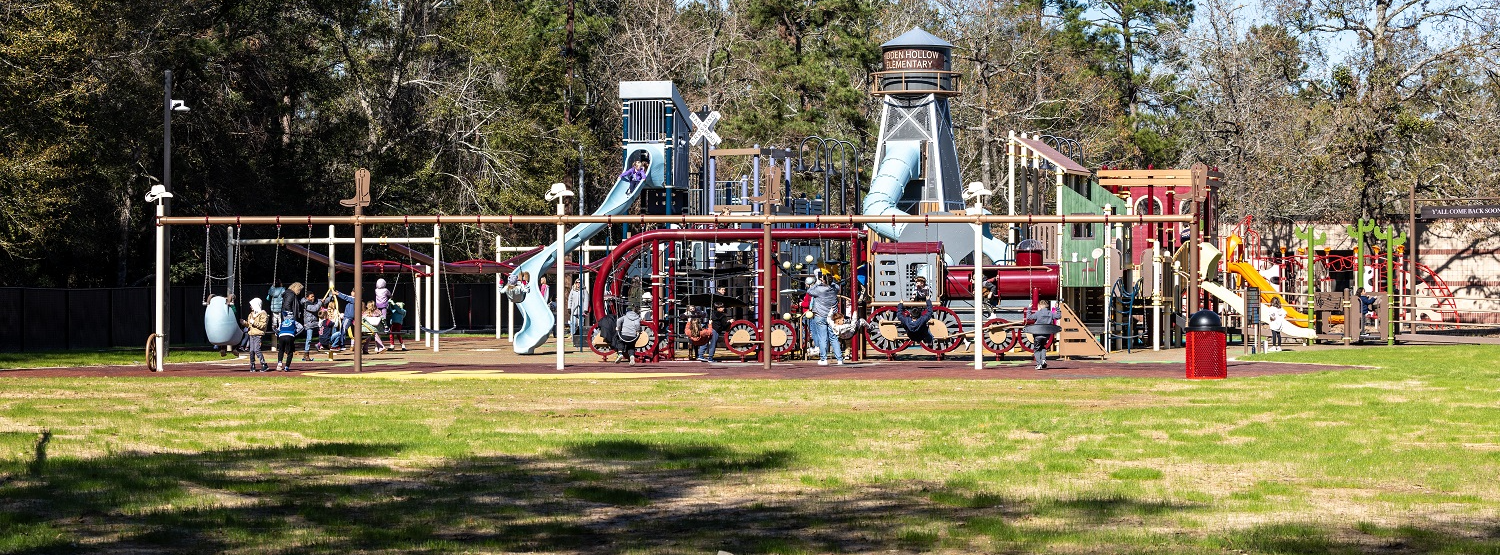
[689,110,722,147]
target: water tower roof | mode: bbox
[882,27,952,49]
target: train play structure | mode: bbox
[176,27,1478,372]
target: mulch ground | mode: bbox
[1,358,1353,380]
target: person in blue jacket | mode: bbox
[274,311,303,372]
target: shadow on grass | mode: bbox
[2,439,1497,554]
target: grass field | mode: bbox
[1,346,1498,553]
[0,348,228,370]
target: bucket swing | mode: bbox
[202,225,245,347]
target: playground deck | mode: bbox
[4,338,1354,379]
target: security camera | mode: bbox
[170,99,190,113]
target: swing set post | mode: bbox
[342,169,372,372]
[432,224,442,353]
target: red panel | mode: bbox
[944,266,1060,299]
[872,241,943,254]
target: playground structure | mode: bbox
[155,26,1500,375]
[158,27,1204,372]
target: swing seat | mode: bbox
[204,297,245,347]
[877,321,906,341]
[420,326,459,335]
[928,319,951,339]
[877,320,947,342]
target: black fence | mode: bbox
[0,280,517,352]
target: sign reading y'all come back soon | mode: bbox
[883,49,945,70]
[1420,205,1500,219]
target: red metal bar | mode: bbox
[589,227,865,317]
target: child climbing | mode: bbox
[374,278,390,318]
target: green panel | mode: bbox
[1056,181,1124,288]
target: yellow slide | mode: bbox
[1224,262,1312,328]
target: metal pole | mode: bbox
[973,200,984,370]
[161,70,174,364]
[1188,165,1204,314]
[556,199,567,369]
[433,224,441,353]
[504,237,510,340]
[1408,180,1417,337]
[414,273,424,346]
[153,201,166,371]
[1006,130,1016,243]
[352,201,364,372]
[160,214,1196,226]
[762,224,773,371]
[326,225,336,293]
[581,240,591,350]
[752,145,761,212]
[226,226,235,307]
[822,141,832,215]
[1152,244,1162,352]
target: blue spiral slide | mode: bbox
[511,143,664,354]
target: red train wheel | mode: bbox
[1019,331,1056,353]
[768,319,797,359]
[587,324,615,361]
[724,319,759,361]
[920,306,965,358]
[981,318,1018,356]
[632,322,660,363]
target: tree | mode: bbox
[1273,0,1500,217]
[728,0,883,143]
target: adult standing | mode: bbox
[567,278,586,351]
[805,273,843,365]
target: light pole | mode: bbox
[147,184,173,371]
[156,70,189,370]
[546,182,574,370]
[797,136,831,213]
[964,182,992,370]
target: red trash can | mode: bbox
[1185,310,1227,379]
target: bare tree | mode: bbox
[1270,0,1500,217]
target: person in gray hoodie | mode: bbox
[615,308,643,365]
[805,273,843,365]
[298,291,330,361]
